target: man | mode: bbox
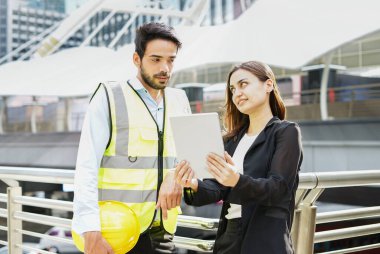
[72,22,191,254]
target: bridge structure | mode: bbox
[0,0,380,253]
[0,167,380,253]
[0,0,380,134]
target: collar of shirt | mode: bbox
[128,77,164,110]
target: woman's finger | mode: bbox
[209,153,226,169]
[207,155,225,171]
[209,168,225,185]
[207,161,223,179]
[224,152,235,165]
[207,159,223,175]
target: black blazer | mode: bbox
[184,117,303,254]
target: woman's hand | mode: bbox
[207,152,240,187]
[175,160,198,191]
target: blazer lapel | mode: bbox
[225,125,248,156]
[225,116,281,156]
[246,116,280,154]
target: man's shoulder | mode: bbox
[165,87,187,99]
[166,87,191,114]
[100,80,128,87]
[166,86,185,94]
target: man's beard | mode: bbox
[140,65,170,90]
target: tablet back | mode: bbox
[170,113,224,179]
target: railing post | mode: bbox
[295,203,317,254]
[291,209,301,249]
[7,186,23,254]
[295,188,324,254]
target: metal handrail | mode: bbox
[18,245,53,254]
[173,236,214,252]
[0,166,74,184]
[313,170,380,188]
[314,223,380,243]
[0,208,7,218]
[298,173,318,189]
[302,140,380,147]
[320,243,380,254]
[1,167,380,253]
[316,206,380,224]
[16,229,73,245]
[196,83,380,104]
[0,193,6,202]
[13,196,73,211]
[177,215,219,230]
[14,211,71,229]
[1,167,380,187]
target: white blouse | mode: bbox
[225,133,258,219]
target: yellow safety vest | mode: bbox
[97,81,182,234]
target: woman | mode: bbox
[175,61,303,254]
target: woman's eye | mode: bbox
[152,58,160,62]
[230,87,235,93]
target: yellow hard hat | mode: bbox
[72,200,140,254]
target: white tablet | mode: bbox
[170,112,224,179]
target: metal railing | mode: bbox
[2,83,380,134]
[1,166,380,253]
[190,83,380,121]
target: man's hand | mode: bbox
[175,160,198,191]
[84,231,114,254]
[156,171,182,220]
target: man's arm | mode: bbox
[72,86,113,253]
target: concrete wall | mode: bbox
[302,141,380,172]
[0,119,379,173]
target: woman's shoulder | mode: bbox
[279,120,299,128]
[272,119,301,139]
[271,118,300,129]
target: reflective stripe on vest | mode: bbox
[97,81,180,234]
[101,155,176,169]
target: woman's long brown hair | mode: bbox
[223,61,286,141]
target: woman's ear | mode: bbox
[265,79,274,94]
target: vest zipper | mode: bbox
[157,130,164,194]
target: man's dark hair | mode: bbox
[134,22,182,59]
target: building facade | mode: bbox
[84,0,255,49]
[1,0,256,61]
[0,0,9,59]
[0,0,86,61]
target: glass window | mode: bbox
[48,230,59,236]
[64,231,72,237]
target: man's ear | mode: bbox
[266,79,274,93]
[133,52,141,67]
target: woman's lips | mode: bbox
[237,99,247,106]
